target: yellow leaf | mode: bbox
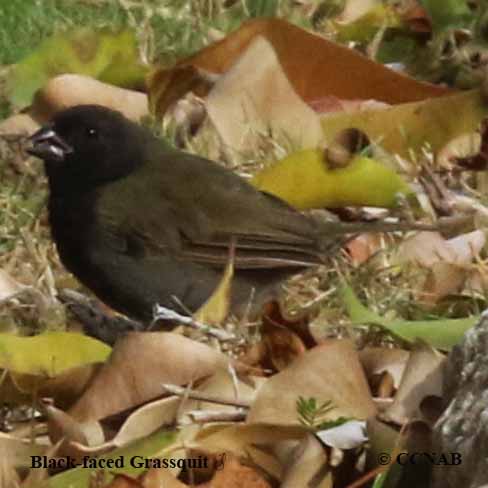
[194,252,234,324]
[251,151,412,209]
[0,332,111,377]
[321,89,488,159]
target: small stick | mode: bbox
[162,383,251,409]
[186,409,247,423]
[152,304,237,342]
[325,214,473,235]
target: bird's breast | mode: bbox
[48,191,102,269]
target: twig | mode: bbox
[186,409,247,423]
[162,383,251,409]
[326,214,473,235]
[152,304,237,342]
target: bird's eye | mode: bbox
[86,127,98,138]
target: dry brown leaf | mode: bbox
[65,408,190,467]
[57,397,181,461]
[30,74,148,124]
[44,401,88,446]
[194,424,306,480]
[346,233,385,265]
[37,363,102,410]
[148,18,451,118]
[199,455,271,488]
[247,339,376,425]
[359,348,410,389]
[366,416,399,468]
[205,36,322,152]
[381,343,445,425]
[42,401,106,461]
[281,433,332,488]
[447,230,486,264]
[68,332,231,421]
[141,467,187,487]
[466,267,488,294]
[262,321,307,372]
[0,432,45,468]
[179,369,263,418]
[113,397,180,447]
[359,347,410,388]
[452,119,488,170]
[0,114,39,135]
[397,231,457,267]
[0,269,24,302]
[398,230,486,304]
[419,261,467,306]
[104,474,143,488]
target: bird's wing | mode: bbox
[97,149,336,269]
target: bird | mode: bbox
[26,104,406,326]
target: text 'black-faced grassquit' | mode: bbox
[26,105,387,325]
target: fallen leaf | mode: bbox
[148,18,450,117]
[0,270,24,302]
[346,233,386,265]
[112,397,181,448]
[194,423,306,480]
[342,284,477,349]
[31,74,148,124]
[398,230,486,267]
[194,250,234,324]
[205,36,322,152]
[251,152,412,210]
[0,114,39,135]
[6,28,146,108]
[437,131,482,168]
[321,89,487,160]
[0,332,110,377]
[381,343,444,425]
[140,467,187,487]
[247,339,376,425]
[419,261,467,306]
[397,230,486,304]
[47,430,178,488]
[0,432,45,468]
[281,433,332,488]
[178,368,263,419]
[103,474,142,488]
[397,231,457,267]
[262,316,307,371]
[199,455,271,488]
[68,332,231,421]
[359,348,410,389]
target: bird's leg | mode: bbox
[59,289,144,345]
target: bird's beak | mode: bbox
[26,126,73,162]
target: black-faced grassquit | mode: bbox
[26,105,370,323]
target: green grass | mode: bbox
[0,0,287,117]
[0,0,128,66]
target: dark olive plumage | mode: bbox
[28,105,341,322]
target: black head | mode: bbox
[27,105,146,190]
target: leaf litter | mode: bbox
[2,1,488,487]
